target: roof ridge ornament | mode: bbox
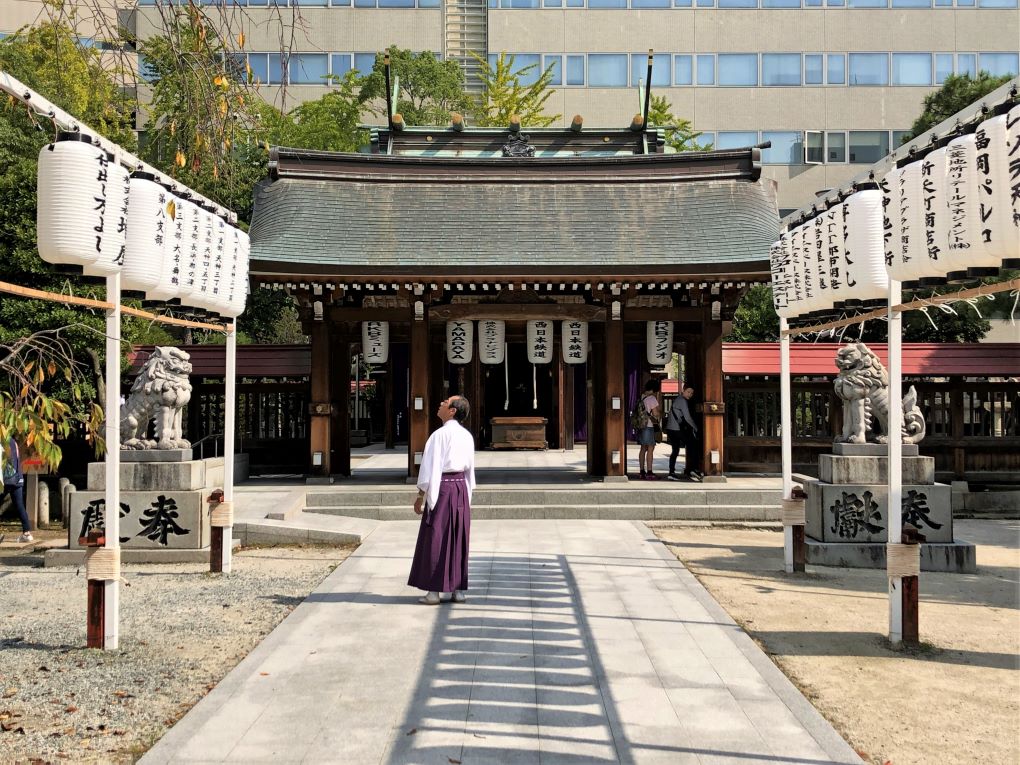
[502,133,535,158]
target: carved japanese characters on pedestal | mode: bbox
[120,347,193,450]
[833,342,926,445]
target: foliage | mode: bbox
[279,72,368,152]
[727,285,780,341]
[238,290,307,344]
[360,48,471,127]
[470,52,560,128]
[901,73,1013,143]
[646,96,712,152]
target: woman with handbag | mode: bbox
[635,379,662,480]
[1,437,32,542]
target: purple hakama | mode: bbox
[408,471,471,592]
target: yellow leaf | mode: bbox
[213,74,225,88]
[219,98,228,117]
[212,165,219,179]
[19,384,29,398]
[237,32,245,48]
[47,362,57,377]
[24,360,34,375]
[175,149,186,168]
[224,138,232,150]
[170,120,176,136]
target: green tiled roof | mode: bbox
[250,175,779,275]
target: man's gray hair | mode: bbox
[450,396,471,423]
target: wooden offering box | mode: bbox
[490,417,548,450]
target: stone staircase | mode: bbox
[304,487,783,522]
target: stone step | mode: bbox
[305,488,783,508]
[304,504,779,522]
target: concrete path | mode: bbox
[142,520,861,765]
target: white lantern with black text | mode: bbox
[478,320,505,365]
[797,221,820,316]
[561,320,588,364]
[844,190,889,304]
[787,225,805,319]
[122,172,168,294]
[222,228,249,319]
[822,205,846,308]
[527,320,553,364]
[810,215,832,314]
[446,321,474,364]
[945,133,1000,277]
[975,114,1019,268]
[37,134,128,275]
[770,234,798,320]
[174,196,202,306]
[918,148,952,285]
[888,162,925,283]
[1007,105,1020,268]
[362,321,389,364]
[646,320,672,366]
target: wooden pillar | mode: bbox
[308,320,333,477]
[469,350,483,449]
[701,308,725,480]
[384,355,395,450]
[332,327,352,477]
[408,305,430,479]
[587,332,606,476]
[604,313,626,478]
[560,356,575,452]
[950,377,965,479]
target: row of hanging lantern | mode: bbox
[771,101,1019,324]
[36,133,250,319]
[443,320,591,365]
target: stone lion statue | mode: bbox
[833,342,926,445]
[121,347,193,450]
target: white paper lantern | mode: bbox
[821,205,846,307]
[527,320,553,364]
[945,133,1000,277]
[208,220,234,316]
[887,162,924,283]
[37,134,128,275]
[172,195,202,306]
[918,148,952,284]
[478,320,505,364]
[975,114,1019,267]
[809,215,832,314]
[561,319,588,364]
[222,228,249,319]
[646,320,673,366]
[843,190,889,304]
[797,220,821,315]
[770,235,793,320]
[1007,105,1020,267]
[362,321,389,364]
[122,173,168,294]
[446,321,473,364]
[786,225,805,319]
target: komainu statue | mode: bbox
[833,342,926,445]
[121,347,193,450]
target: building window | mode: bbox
[588,0,627,6]
[566,55,585,85]
[762,53,802,85]
[848,130,890,163]
[696,0,715,6]
[804,54,824,84]
[827,54,846,84]
[354,52,377,75]
[765,0,802,6]
[891,53,932,85]
[674,0,694,5]
[247,54,269,84]
[826,131,847,162]
[631,53,671,86]
[331,54,353,78]
[935,53,954,83]
[699,131,716,148]
[588,54,628,86]
[716,131,758,149]
[719,0,757,6]
[957,53,977,77]
[632,0,671,6]
[544,55,562,86]
[674,55,693,85]
[761,131,803,163]
[978,0,1018,6]
[805,131,824,163]
[718,54,758,86]
[291,53,328,84]
[891,0,929,5]
[979,52,1019,76]
[847,0,886,5]
[697,55,715,85]
[268,53,286,84]
[893,130,912,148]
[509,54,542,86]
[849,53,888,85]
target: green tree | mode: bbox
[646,95,712,152]
[278,72,368,152]
[727,285,780,341]
[901,72,1014,143]
[360,48,472,126]
[470,52,560,128]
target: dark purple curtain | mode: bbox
[573,362,587,442]
[625,343,642,441]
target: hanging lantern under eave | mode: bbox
[771,234,797,321]
[207,218,234,317]
[478,320,506,365]
[362,321,389,364]
[917,148,952,287]
[810,214,833,317]
[1005,105,1020,270]
[887,162,925,287]
[786,225,805,321]
[222,228,249,320]
[194,213,227,314]
[843,190,889,306]
[796,219,821,318]
[147,190,185,303]
[37,133,128,276]
[561,319,588,364]
[122,172,168,296]
[975,113,1019,271]
[526,320,553,365]
[173,194,202,307]
[646,320,672,366]
[446,321,474,365]
[946,133,1001,280]
[821,204,846,310]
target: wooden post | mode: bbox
[902,574,919,643]
[384,355,395,450]
[604,312,626,479]
[333,327,352,477]
[308,320,333,477]
[469,350,483,449]
[408,304,430,479]
[950,377,965,480]
[560,355,575,452]
[701,307,725,480]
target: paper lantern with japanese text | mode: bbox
[527,320,553,364]
[222,228,249,319]
[37,133,128,276]
[174,195,203,306]
[770,234,796,320]
[561,320,588,364]
[362,321,389,364]
[917,148,952,285]
[810,214,833,314]
[646,320,673,366]
[446,321,474,365]
[887,162,925,283]
[1007,105,1020,268]
[122,172,168,295]
[786,225,806,319]
[821,204,846,308]
[478,320,505,365]
[975,114,1019,268]
[797,219,821,315]
[945,133,1000,278]
[843,190,889,304]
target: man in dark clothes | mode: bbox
[408,396,476,605]
[665,385,703,482]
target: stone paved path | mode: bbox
[141,520,861,765]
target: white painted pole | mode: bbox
[887,279,903,645]
[221,322,237,573]
[780,318,794,573]
[104,272,121,650]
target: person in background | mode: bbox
[665,386,703,482]
[1,436,32,543]
[408,396,476,605]
[636,379,662,480]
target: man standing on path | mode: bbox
[1,436,32,542]
[408,396,476,605]
[665,385,703,482]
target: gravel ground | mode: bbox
[0,544,355,764]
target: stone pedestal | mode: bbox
[803,444,974,573]
[67,455,229,552]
